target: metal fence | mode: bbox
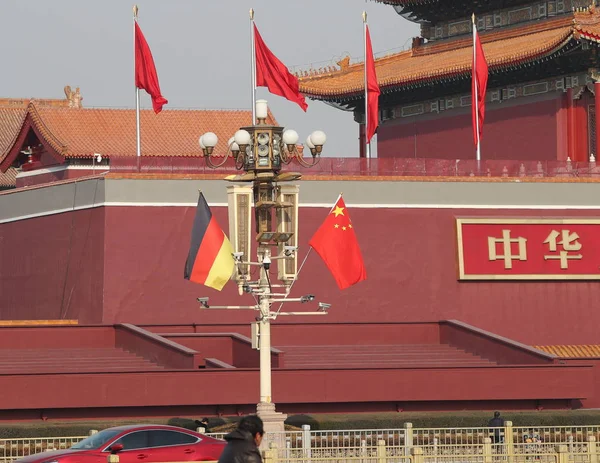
[107,156,600,179]
[4,422,600,462]
[0,436,84,462]
[260,440,581,463]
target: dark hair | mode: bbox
[238,415,264,437]
[201,418,209,423]
[494,411,501,418]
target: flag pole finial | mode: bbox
[133,4,138,19]
[362,11,367,23]
[250,8,254,20]
[472,13,475,24]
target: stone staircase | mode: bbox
[279,344,495,369]
[0,347,164,373]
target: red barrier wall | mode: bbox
[378,97,561,161]
[0,326,114,349]
[115,324,201,369]
[439,321,554,365]
[0,364,590,411]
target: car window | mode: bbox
[148,430,199,448]
[112,431,150,450]
[72,429,121,450]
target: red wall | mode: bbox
[378,97,562,161]
[0,208,105,323]
[98,206,600,346]
[16,168,105,188]
[5,205,600,346]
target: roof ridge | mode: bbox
[413,15,575,57]
[27,101,68,156]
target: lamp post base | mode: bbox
[257,401,287,450]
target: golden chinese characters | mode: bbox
[543,229,583,269]
[488,229,527,269]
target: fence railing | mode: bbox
[261,439,590,463]
[107,156,600,179]
[0,436,85,462]
[4,422,600,462]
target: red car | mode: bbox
[15,425,226,463]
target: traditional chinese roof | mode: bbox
[298,9,600,106]
[0,101,276,172]
[0,167,17,189]
[370,0,549,23]
[534,345,600,358]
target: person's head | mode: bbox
[494,411,501,418]
[201,418,209,425]
[238,415,264,446]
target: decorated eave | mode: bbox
[369,0,552,23]
[298,9,600,107]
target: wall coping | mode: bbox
[442,320,557,361]
[162,332,283,354]
[118,324,198,356]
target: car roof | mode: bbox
[104,424,199,433]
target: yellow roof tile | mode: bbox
[298,12,598,98]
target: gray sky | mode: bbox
[0,0,418,157]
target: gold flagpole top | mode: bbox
[250,8,254,20]
[472,13,475,24]
[362,11,367,23]
[133,5,138,19]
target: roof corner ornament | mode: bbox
[64,85,83,109]
[590,68,600,83]
[336,56,351,72]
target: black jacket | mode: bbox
[218,429,262,463]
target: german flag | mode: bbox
[184,193,235,291]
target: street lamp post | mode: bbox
[199,100,329,445]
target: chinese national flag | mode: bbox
[365,25,380,143]
[254,24,308,112]
[472,22,488,146]
[309,196,367,290]
[135,22,168,113]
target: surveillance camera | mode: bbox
[300,294,315,303]
[232,252,243,260]
[283,245,298,256]
[318,302,331,311]
[242,284,252,294]
[197,297,209,308]
[95,153,103,163]
[262,255,271,271]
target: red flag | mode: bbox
[309,196,367,290]
[472,22,488,146]
[135,22,168,114]
[365,25,381,143]
[254,24,308,112]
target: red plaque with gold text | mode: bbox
[456,218,600,280]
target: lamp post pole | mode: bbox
[258,249,272,405]
[199,99,329,446]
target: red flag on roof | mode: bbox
[309,196,367,290]
[135,22,168,114]
[365,25,380,144]
[254,24,308,112]
[472,18,488,149]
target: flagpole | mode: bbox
[250,8,257,125]
[472,13,481,163]
[134,5,141,158]
[363,11,371,159]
